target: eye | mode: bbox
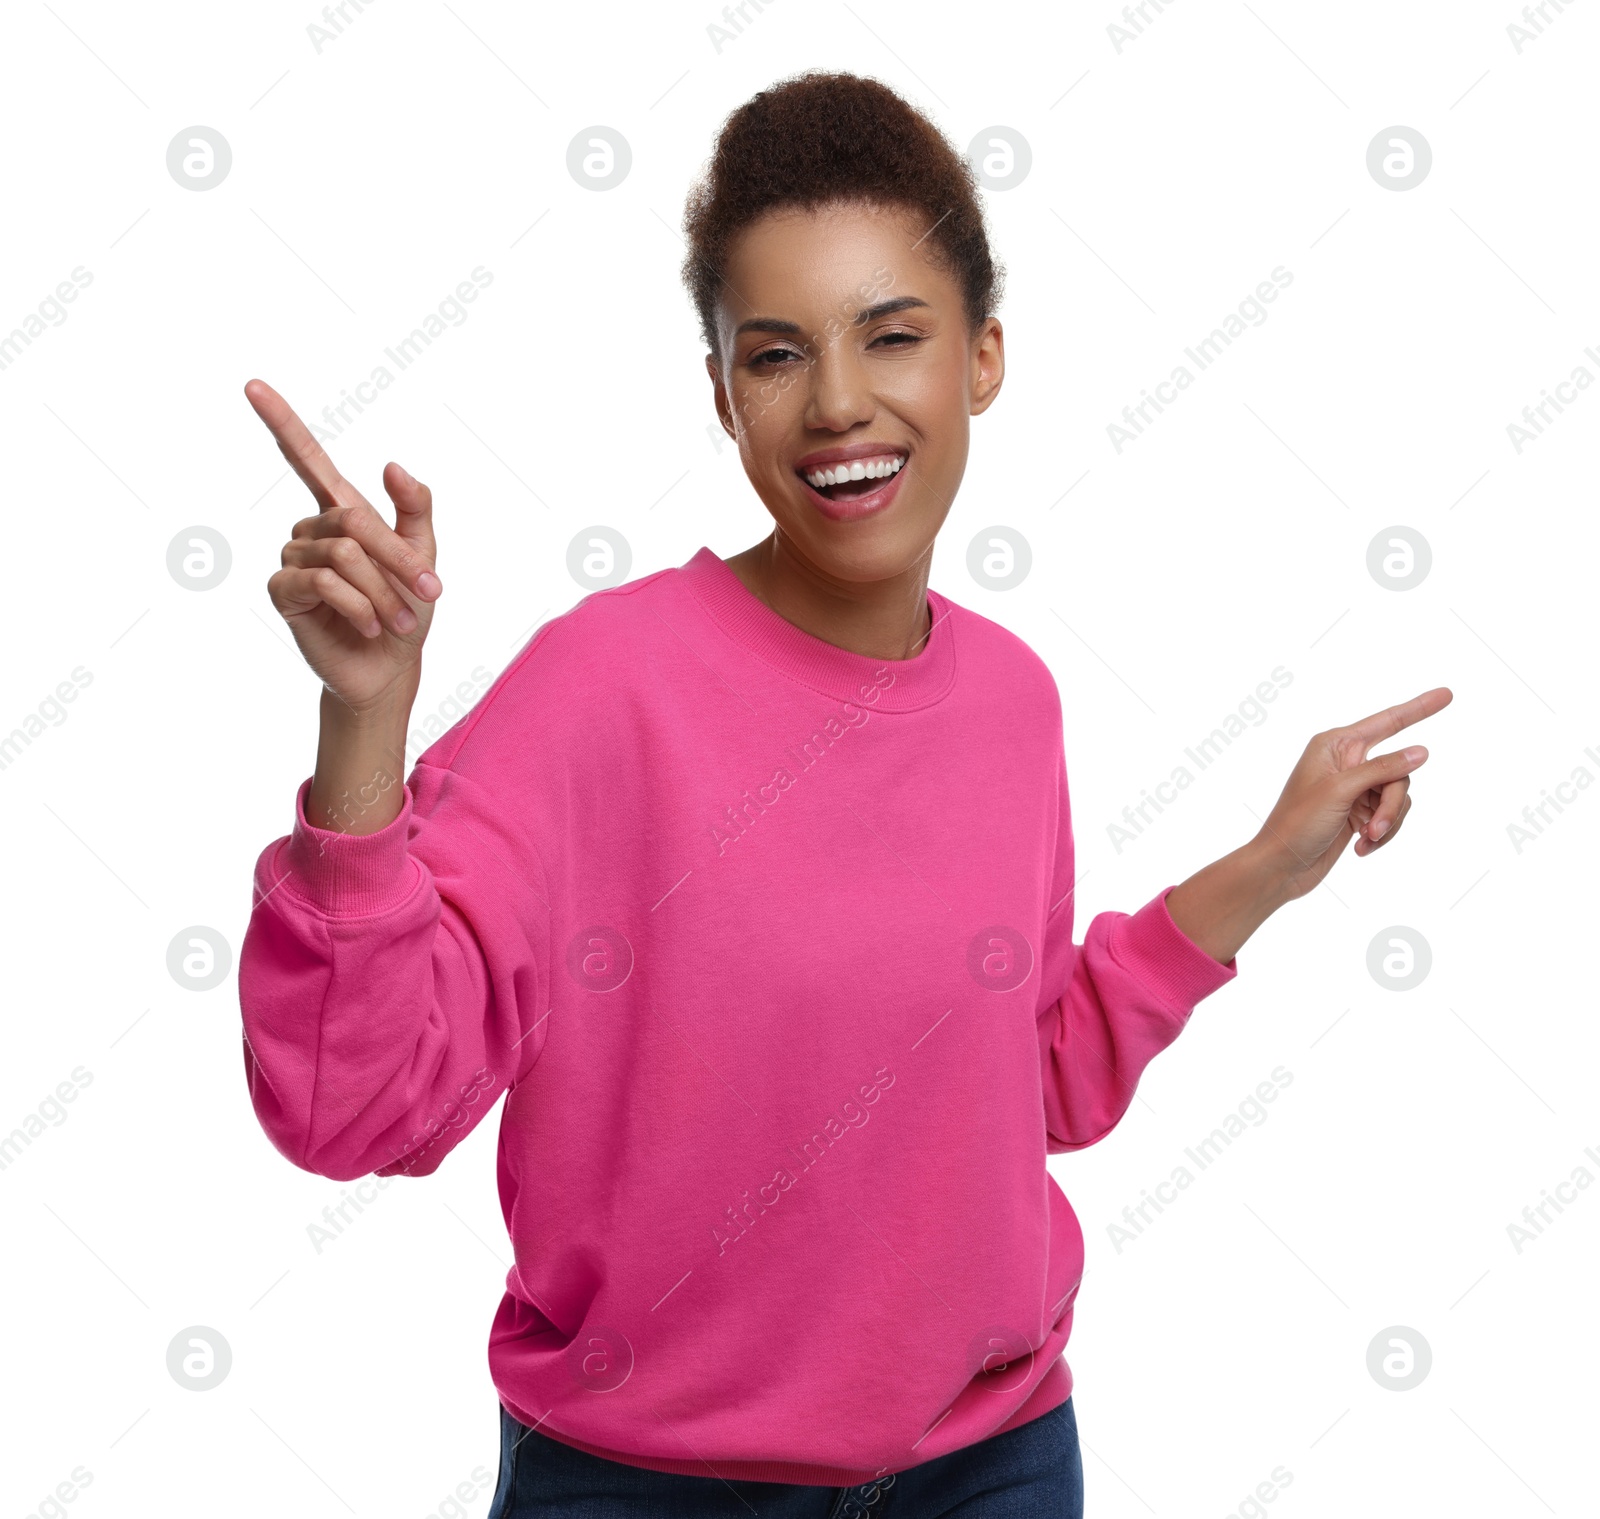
[870,329,924,350]
[748,345,803,369]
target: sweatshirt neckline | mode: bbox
[677,545,956,713]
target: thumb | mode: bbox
[1338,744,1427,802]
[384,462,436,561]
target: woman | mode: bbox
[238,71,1449,1516]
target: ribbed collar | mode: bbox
[676,545,957,713]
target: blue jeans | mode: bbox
[485,1396,1083,1517]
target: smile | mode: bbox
[793,447,910,523]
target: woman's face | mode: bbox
[707,200,1003,585]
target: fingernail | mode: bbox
[395,463,416,486]
[417,571,441,598]
[1404,746,1426,762]
[396,607,418,633]
[1372,819,1389,839]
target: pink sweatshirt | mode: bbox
[239,544,1237,1486]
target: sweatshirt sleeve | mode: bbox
[237,748,551,1183]
[1033,745,1237,1155]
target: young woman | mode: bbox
[238,71,1449,1517]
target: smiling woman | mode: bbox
[237,66,1449,1519]
[681,73,1006,655]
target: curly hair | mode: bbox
[681,70,1005,356]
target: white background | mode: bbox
[1,1,1594,1514]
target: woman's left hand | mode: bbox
[1253,686,1453,902]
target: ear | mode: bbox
[969,317,1005,418]
[705,350,737,440]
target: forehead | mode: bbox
[716,200,954,327]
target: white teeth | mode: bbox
[803,454,905,490]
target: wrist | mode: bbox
[1239,830,1302,910]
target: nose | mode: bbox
[801,338,874,433]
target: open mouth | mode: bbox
[799,452,907,500]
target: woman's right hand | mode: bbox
[245,378,442,715]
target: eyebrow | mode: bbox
[732,296,931,339]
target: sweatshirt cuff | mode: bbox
[276,775,421,916]
[1109,884,1239,1018]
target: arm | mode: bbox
[1036,686,1451,1152]
[1038,885,1238,1153]
[236,378,548,1182]
[240,752,550,1182]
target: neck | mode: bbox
[723,532,933,663]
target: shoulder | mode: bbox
[937,588,1063,718]
[417,562,679,772]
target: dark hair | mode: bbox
[681,70,1004,356]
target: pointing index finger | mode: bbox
[244,377,374,516]
[1344,687,1454,749]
